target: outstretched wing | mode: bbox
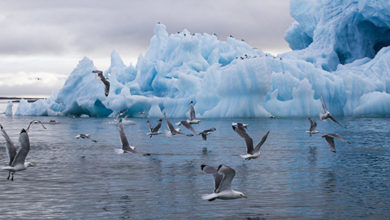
[26,120,47,131]
[1,124,17,166]
[324,136,336,152]
[328,115,345,128]
[201,164,223,193]
[254,130,270,152]
[232,124,254,154]
[93,70,110,96]
[327,133,345,141]
[152,120,162,133]
[119,119,135,153]
[146,120,153,132]
[189,103,196,120]
[11,129,30,167]
[180,120,196,135]
[164,113,182,134]
[308,117,317,131]
[320,96,328,113]
[216,165,236,193]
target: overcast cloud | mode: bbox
[0,0,294,96]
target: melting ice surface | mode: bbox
[13,0,390,118]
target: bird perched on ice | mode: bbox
[147,119,163,138]
[1,124,35,181]
[307,117,319,136]
[232,123,270,160]
[320,96,345,128]
[321,133,348,153]
[200,164,247,201]
[92,70,110,96]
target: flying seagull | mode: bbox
[321,133,348,153]
[320,96,345,128]
[187,101,200,124]
[198,128,216,141]
[232,123,270,160]
[92,70,110,96]
[147,119,163,138]
[75,134,97,143]
[200,164,247,201]
[1,124,34,181]
[307,117,319,136]
[26,120,47,132]
[177,120,197,136]
[163,113,182,135]
[118,118,136,153]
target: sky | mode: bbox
[0,0,294,97]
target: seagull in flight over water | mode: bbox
[307,117,319,136]
[118,118,136,153]
[163,113,182,135]
[320,96,345,128]
[200,164,247,201]
[321,133,349,153]
[147,119,163,138]
[232,123,270,160]
[1,124,34,181]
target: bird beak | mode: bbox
[242,194,248,199]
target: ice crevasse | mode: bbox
[14,0,390,118]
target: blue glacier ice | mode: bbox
[14,0,390,118]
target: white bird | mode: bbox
[92,70,110,97]
[187,101,200,124]
[118,118,136,153]
[146,119,163,138]
[1,125,34,181]
[232,123,270,160]
[201,164,247,201]
[320,96,345,128]
[163,113,183,135]
[321,133,348,153]
[307,117,320,136]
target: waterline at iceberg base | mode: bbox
[14,0,390,118]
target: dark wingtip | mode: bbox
[200,164,206,170]
[21,128,27,133]
[159,119,162,121]
[217,164,223,171]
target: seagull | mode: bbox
[147,119,163,138]
[198,128,216,140]
[163,113,182,135]
[92,70,110,97]
[75,134,97,143]
[232,123,270,160]
[116,109,128,120]
[200,164,247,201]
[1,124,34,181]
[26,120,47,132]
[187,101,200,124]
[307,117,319,136]
[321,133,348,153]
[118,118,136,153]
[177,120,197,136]
[320,96,344,128]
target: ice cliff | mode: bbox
[13,0,390,118]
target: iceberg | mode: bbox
[14,0,390,118]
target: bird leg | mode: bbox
[7,171,10,180]
[11,173,14,181]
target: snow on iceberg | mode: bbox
[15,0,390,118]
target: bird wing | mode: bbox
[180,120,196,135]
[232,125,254,154]
[11,129,30,167]
[152,120,162,133]
[119,120,134,152]
[328,115,344,128]
[203,128,216,133]
[1,124,17,166]
[189,104,196,120]
[327,133,345,141]
[308,117,317,131]
[254,130,270,152]
[324,136,336,152]
[201,133,207,140]
[146,120,153,132]
[95,71,110,96]
[201,164,223,193]
[164,113,181,134]
[216,165,236,193]
[321,96,328,113]
[26,120,47,132]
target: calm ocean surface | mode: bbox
[0,102,389,219]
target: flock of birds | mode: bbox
[0,69,349,201]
